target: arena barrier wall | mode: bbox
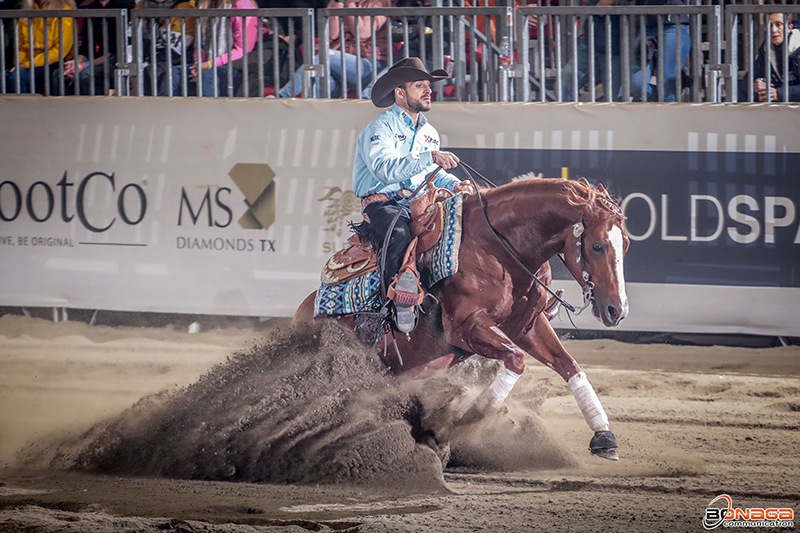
[1,96,798,336]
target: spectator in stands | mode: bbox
[561,0,623,102]
[738,13,799,103]
[627,0,690,102]
[135,0,196,96]
[278,0,390,99]
[162,0,258,96]
[4,0,76,94]
[2,0,24,70]
[54,0,135,96]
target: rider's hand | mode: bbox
[433,150,459,170]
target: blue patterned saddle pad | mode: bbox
[314,193,464,317]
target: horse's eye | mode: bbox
[592,244,605,254]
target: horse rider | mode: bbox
[352,57,463,334]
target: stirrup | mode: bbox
[389,270,422,333]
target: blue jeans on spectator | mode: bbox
[162,64,243,97]
[561,35,622,102]
[628,23,691,102]
[4,67,48,94]
[279,50,385,99]
[51,64,111,96]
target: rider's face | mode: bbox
[398,80,432,113]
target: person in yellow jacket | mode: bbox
[5,0,76,94]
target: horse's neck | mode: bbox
[489,182,583,266]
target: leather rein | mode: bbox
[457,161,595,317]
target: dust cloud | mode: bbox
[16,322,571,488]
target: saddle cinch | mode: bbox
[321,187,454,286]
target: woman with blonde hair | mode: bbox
[5,0,76,94]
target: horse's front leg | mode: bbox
[515,313,619,461]
[444,309,530,421]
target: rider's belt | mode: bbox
[360,193,390,210]
[360,188,414,211]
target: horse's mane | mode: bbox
[500,177,625,224]
[564,178,626,224]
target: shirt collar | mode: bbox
[390,103,427,130]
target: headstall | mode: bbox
[566,220,595,316]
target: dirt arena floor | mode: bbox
[0,313,798,532]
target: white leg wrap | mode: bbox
[486,367,521,404]
[460,367,521,418]
[568,371,610,432]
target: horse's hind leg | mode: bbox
[291,292,317,329]
[516,313,619,461]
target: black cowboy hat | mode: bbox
[370,57,449,108]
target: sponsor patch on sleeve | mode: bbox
[423,135,439,147]
[370,134,381,144]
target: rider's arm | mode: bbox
[427,128,460,191]
[361,119,436,187]
[432,170,460,191]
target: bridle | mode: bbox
[458,161,596,317]
[565,220,595,316]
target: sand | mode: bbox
[0,313,798,532]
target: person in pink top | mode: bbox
[279,0,390,99]
[161,0,258,96]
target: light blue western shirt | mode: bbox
[352,104,460,198]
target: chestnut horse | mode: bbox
[294,178,630,460]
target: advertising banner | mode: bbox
[0,96,798,335]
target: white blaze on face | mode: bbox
[607,225,628,315]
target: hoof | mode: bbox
[589,430,619,461]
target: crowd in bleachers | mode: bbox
[1,0,798,102]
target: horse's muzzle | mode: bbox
[594,299,628,327]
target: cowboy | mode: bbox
[352,57,462,333]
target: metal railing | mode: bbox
[130,8,313,97]
[3,4,800,103]
[516,5,721,103]
[315,5,513,102]
[724,4,800,103]
[1,8,127,96]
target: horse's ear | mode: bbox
[597,183,608,195]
